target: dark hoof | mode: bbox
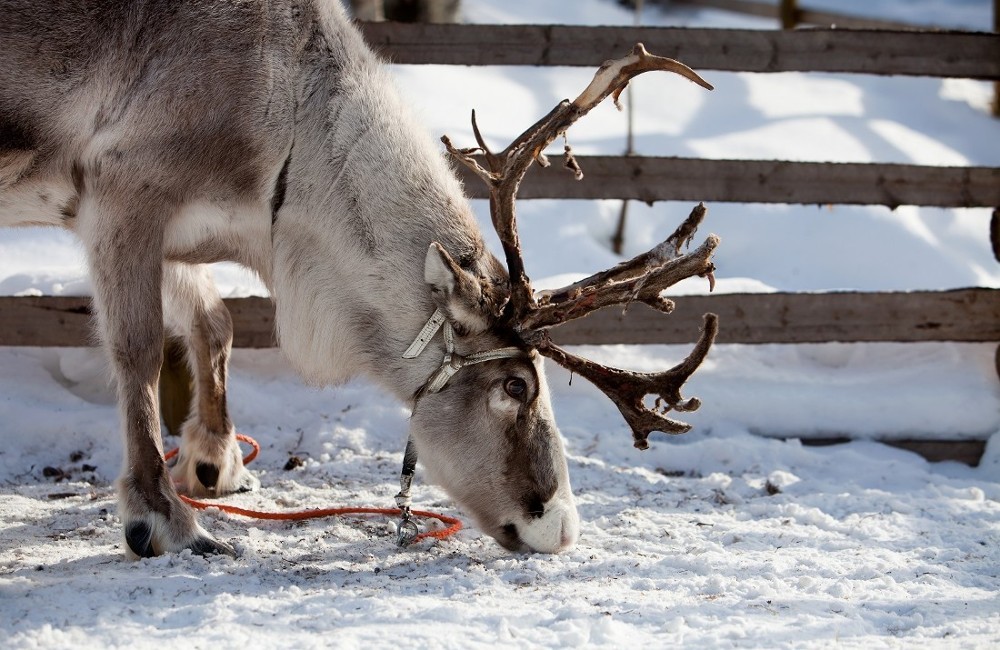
[125,521,155,558]
[195,462,220,490]
[188,535,237,558]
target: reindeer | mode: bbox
[0,0,717,559]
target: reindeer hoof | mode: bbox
[186,461,259,495]
[188,535,237,558]
[195,462,220,490]
[172,423,260,497]
[125,521,155,558]
[124,520,236,559]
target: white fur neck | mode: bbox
[265,7,497,403]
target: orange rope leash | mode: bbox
[164,434,462,544]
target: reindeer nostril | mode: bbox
[524,494,545,519]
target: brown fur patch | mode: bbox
[0,111,38,151]
[70,160,85,196]
[59,195,78,222]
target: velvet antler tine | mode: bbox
[441,134,495,185]
[524,234,718,332]
[533,203,710,310]
[470,109,502,167]
[574,43,714,112]
[667,202,708,257]
[471,109,488,151]
[538,314,719,449]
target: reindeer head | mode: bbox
[405,242,579,552]
[406,45,717,553]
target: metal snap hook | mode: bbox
[396,514,420,547]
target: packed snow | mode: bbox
[1,0,998,647]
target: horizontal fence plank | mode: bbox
[669,0,930,30]
[358,23,1000,79]
[2,289,996,348]
[553,289,1000,344]
[0,296,278,348]
[0,297,95,347]
[455,156,1000,208]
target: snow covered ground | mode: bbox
[1,0,999,647]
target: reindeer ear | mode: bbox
[424,242,460,294]
[424,242,493,336]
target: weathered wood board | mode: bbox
[358,22,1000,79]
[455,157,1000,209]
[3,290,996,347]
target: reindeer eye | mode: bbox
[504,377,527,400]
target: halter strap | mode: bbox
[395,308,523,545]
[402,308,523,394]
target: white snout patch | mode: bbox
[518,491,580,553]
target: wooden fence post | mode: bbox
[992,209,1000,264]
[993,207,1000,381]
[779,0,798,28]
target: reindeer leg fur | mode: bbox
[81,191,234,559]
[162,263,259,497]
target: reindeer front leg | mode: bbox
[163,262,259,497]
[81,191,234,559]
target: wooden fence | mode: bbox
[356,23,1000,78]
[4,289,996,348]
[2,22,998,462]
[668,0,1000,115]
[670,0,952,30]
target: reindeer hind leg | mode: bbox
[163,262,260,497]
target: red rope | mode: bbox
[164,434,462,544]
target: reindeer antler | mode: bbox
[524,203,718,332]
[443,44,719,449]
[536,314,719,450]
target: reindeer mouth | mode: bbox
[498,523,534,553]
[496,517,577,554]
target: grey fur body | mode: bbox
[0,0,578,557]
